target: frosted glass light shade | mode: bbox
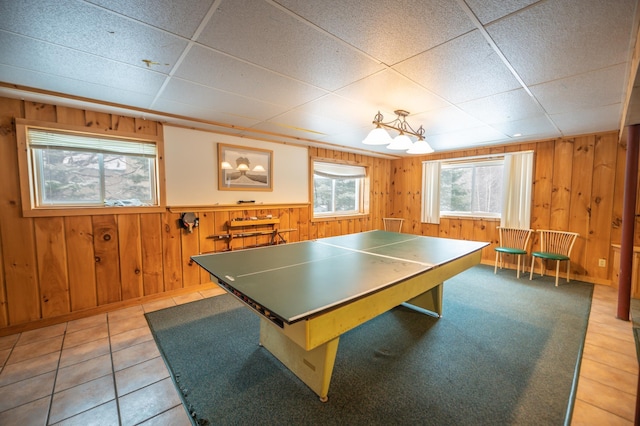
[362,127,393,145]
[387,134,413,150]
[407,140,435,154]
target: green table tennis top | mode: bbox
[192,230,488,325]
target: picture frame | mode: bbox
[218,143,273,191]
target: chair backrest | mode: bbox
[538,230,579,256]
[498,227,533,250]
[383,218,404,232]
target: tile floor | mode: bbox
[0,283,636,425]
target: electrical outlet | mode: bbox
[598,258,606,267]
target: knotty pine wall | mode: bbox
[0,96,389,335]
[389,132,640,286]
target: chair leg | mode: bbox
[516,254,521,279]
[555,260,560,287]
[494,252,499,274]
[529,256,535,280]
[566,261,571,282]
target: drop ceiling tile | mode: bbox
[86,0,216,38]
[0,0,188,72]
[464,0,539,24]
[152,98,262,129]
[486,0,636,85]
[530,64,627,115]
[256,108,356,140]
[273,0,474,66]
[335,69,451,115]
[173,45,327,108]
[411,107,485,136]
[489,115,561,140]
[0,32,167,98]
[197,0,384,90]
[394,30,522,104]
[550,104,623,136]
[288,94,377,126]
[427,125,509,151]
[157,79,285,122]
[458,88,546,124]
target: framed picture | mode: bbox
[218,143,273,191]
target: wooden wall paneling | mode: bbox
[135,118,158,136]
[118,214,144,300]
[449,218,462,239]
[610,138,627,245]
[140,212,164,295]
[585,133,618,281]
[162,211,183,291]
[196,212,215,284]
[64,215,98,311]
[180,215,201,287]
[56,106,85,125]
[213,211,230,252]
[24,102,56,122]
[530,140,555,268]
[439,218,451,238]
[288,208,301,242]
[112,115,136,133]
[92,215,122,304]
[0,226,5,327]
[84,110,112,132]
[35,217,70,318]
[569,135,596,277]
[550,138,574,230]
[298,205,310,241]
[330,220,341,237]
[0,98,40,325]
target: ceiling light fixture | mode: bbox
[362,110,434,154]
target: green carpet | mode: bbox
[145,265,593,425]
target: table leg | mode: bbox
[403,282,443,317]
[259,318,339,402]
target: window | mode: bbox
[440,159,503,217]
[16,120,164,216]
[422,151,533,228]
[312,160,367,217]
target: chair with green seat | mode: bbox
[494,227,533,278]
[529,229,579,286]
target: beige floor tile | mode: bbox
[49,375,115,424]
[579,358,637,395]
[65,313,107,335]
[0,370,56,412]
[0,334,19,351]
[575,376,635,421]
[199,287,225,298]
[172,292,204,305]
[0,351,59,386]
[55,353,113,393]
[7,335,63,365]
[17,323,66,346]
[59,338,110,369]
[0,348,11,368]
[115,356,170,397]
[118,377,182,426]
[571,399,633,425]
[143,298,176,313]
[108,314,149,336]
[585,331,637,355]
[110,326,152,352]
[52,400,120,426]
[582,343,637,375]
[63,323,109,349]
[112,340,161,372]
[108,305,144,323]
[0,395,50,426]
[138,404,192,426]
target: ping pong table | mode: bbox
[192,230,488,401]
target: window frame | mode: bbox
[439,157,504,219]
[15,118,166,217]
[311,158,369,219]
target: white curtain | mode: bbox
[421,161,441,224]
[500,151,533,229]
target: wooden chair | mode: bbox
[494,227,533,278]
[383,218,403,232]
[529,230,579,286]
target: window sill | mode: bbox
[440,214,500,221]
[21,205,167,218]
[312,213,368,222]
